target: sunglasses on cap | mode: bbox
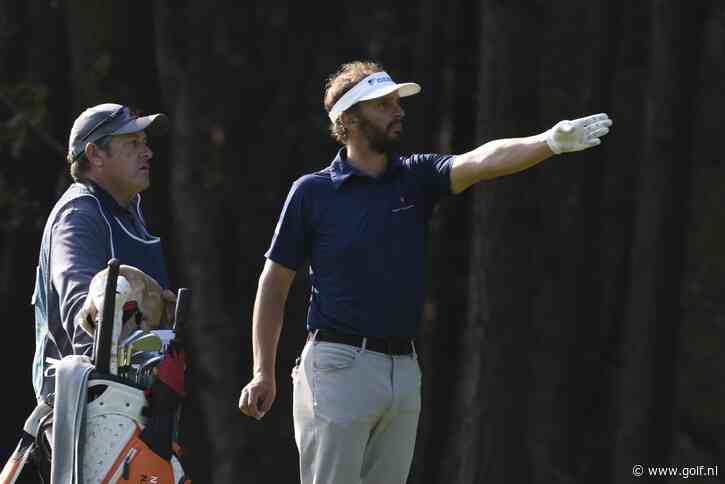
[73,106,127,161]
[81,105,129,142]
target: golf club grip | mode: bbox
[93,258,120,373]
[173,288,191,340]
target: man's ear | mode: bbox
[85,143,104,167]
[342,111,357,126]
[341,112,358,134]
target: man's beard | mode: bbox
[358,115,402,154]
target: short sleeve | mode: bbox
[408,153,455,198]
[264,178,312,271]
[404,153,455,216]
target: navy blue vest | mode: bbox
[32,182,169,397]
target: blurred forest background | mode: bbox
[1,1,723,483]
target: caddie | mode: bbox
[31,103,176,401]
[238,60,613,484]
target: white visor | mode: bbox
[328,71,421,123]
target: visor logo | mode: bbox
[368,75,393,85]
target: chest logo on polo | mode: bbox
[392,204,415,213]
[392,194,415,213]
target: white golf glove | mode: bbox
[545,113,613,154]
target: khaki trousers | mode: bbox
[292,336,422,484]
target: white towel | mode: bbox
[50,355,94,484]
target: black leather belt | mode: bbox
[310,329,415,356]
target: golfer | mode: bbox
[239,60,612,484]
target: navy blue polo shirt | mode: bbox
[265,148,454,338]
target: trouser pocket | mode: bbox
[312,342,359,371]
[310,343,373,425]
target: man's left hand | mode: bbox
[546,113,613,154]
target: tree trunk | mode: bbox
[613,1,704,481]
[405,0,478,481]
[530,2,622,482]
[153,3,254,481]
[676,0,725,467]
[439,2,542,482]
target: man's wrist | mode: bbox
[544,126,564,154]
[253,367,274,380]
[533,131,556,155]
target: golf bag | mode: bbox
[1,259,191,483]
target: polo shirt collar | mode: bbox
[330,148,403,190]
[82,180,136,215]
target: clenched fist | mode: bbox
[239,375,276,420]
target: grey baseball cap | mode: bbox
[68,103,169,162]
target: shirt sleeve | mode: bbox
[409,153,455,198]
[406,154,456,217]
[264,178,312,271]
[50,201,110,355]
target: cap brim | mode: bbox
[112,113,169,137]
[358,82,421,102]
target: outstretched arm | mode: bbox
[450,113,612,194]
